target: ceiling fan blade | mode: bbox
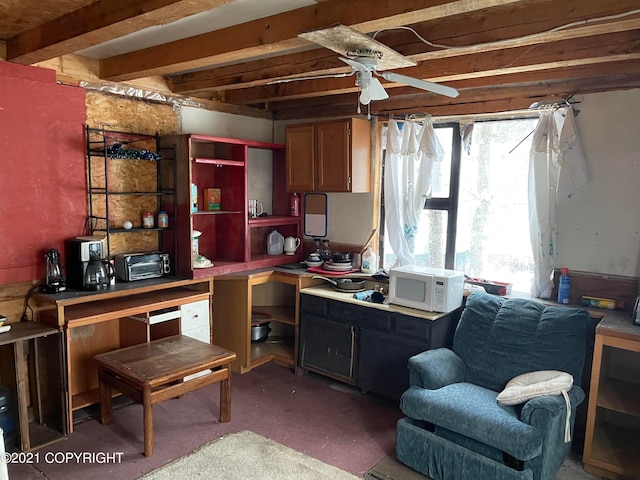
[380,72,459,98]
[368,78,389,101]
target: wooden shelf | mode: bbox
[193,157,244,167]
[250,335,295,367]
[597,377,640,417]
[252,305,295,326]
[248,215,301,227]
[193,209,243,215]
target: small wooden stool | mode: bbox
[95,335,236,456]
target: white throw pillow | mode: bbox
[496,370,573,406]
[496,370,574,443]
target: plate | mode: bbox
[323,262,353,271]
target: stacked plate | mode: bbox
[323,261,353,272]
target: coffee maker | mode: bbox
[66,237,106,291]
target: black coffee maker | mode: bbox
[42,249,66,293]
[67,238,107,290]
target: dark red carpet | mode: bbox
[8,362,402,480]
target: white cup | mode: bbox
[284,236,301,255]
[248,199,264,218]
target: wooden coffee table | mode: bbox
[95,335,236,456]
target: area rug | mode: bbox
[364,452,600,480]
[139,430,360,480]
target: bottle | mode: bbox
[157,211,169,228]
[557,267,570,304]
[361,247,377,274]
[290,192,300,217]
[267,229,284,255]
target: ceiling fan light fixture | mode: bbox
[359,86,372,105]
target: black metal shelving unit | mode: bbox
[85,126,177,264]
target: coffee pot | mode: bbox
[83,254,114,291]
[43,248,66,293]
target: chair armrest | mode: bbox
[408,348,466,390]
[519,385,585,424]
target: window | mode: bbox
[382,118,538,293]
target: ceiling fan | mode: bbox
[276,24,459,108]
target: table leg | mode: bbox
[98,369,112,425]
[219,365,231,422]
[143,387,153,456]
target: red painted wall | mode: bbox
[0,62,87,284]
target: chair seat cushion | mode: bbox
[401,383,543,460]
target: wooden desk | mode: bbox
[33,277,213,432]
[583,311,640,479]
[95,335,236,456]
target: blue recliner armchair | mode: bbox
[396,292,590,480]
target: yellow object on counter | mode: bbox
[580,296,617,310]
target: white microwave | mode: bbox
[388,265,464,313]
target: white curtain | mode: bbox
[528,106,588,298]
[385,118,444,266]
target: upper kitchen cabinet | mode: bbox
[285,118,371,193]
[161,134,301,278]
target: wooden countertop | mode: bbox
[300,284,450,321]
[33,276,212,307]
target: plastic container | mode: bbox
[557,267,570,304]
[361,247,377,274]
[157,211,169,228]
[267,230,284,255]
[142,211,154,228]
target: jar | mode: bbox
[157,211,169,228]
[142,211,154,229]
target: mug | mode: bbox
[248,199,264,218]
[284,236,301,255]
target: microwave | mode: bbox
[114,252,170,282]
[389,265,464,313]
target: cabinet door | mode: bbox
[286,124,315,192]
[358,328,428,400]
[300,313,356,383]
[181,299,210,342]
[315,120,351,192]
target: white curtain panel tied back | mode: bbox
[385,119,444,266]
[528,106,588,298]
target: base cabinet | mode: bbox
[299,293,460,400]
[300,314,356,384]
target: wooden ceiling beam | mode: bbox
[6,0,233,65]
[168,1,640,95]
[272,72,640,120]
[222,31,640,104]
[100,0,529,81]
[269,62,640,119]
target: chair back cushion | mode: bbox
[453,292,589,392]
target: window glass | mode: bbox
[381,117,537,294]
[454,119,537,293]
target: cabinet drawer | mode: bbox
[301,294,328,316]
[181,300,210,330]
[394,315,431,340]
[330,302,391,331]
